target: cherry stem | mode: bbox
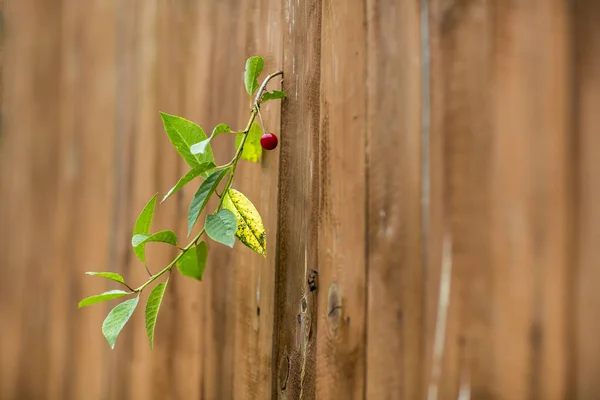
[257,107,267,134]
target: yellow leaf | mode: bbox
[222,189,267,257]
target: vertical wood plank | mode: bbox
[111,1,203,399]
[426,1,493,398]
[574,0,600,398]
[274,0,322,398]
[105,0,137,398]
[316,0,366,398]
[425,1,573,399]
[0,0,118,398]
[132,1,187,398]
[231,0,283,399]
[0,0,65,398]
[160,1,209,398]
[65,1,119,398]
[365,0,423,398]
[488,2,572,399]
[195,2,243,398]
[109,1,160,398]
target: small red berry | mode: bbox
[260,132,278,150]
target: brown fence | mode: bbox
[1,0,600,399]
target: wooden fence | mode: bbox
[1,0,600,399]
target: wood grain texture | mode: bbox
[231,0,283,399]
[426,1,493,398]
[274,0,322,398]
[3,0,600,399]
[573,1,600,398]
[365,0,423,398]
[167,1,212,398]
[68,2,120,397]
[0,0,66,398]
[105,0,137,398]
[488,2,572,399]
[124,1,187,398]
[426,1,573,399]
[316,0,366,398]
[195,2,242,398]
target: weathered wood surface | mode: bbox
[365,0,423,398]
[1,0,600,399]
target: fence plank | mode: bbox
[61,3,120,398]
[365,0,423,398]
[426,2,573,399]
[0,0,65,398]
[194,2,243,398]
[426,1,493,398]
[487,3,572,399]
[231,0,283,399]
[163,2,211,398]
[574,1,600,398]
[274,0,322,398]
[316,0,367,398]
[135,1,191,398]
[123,2,164,398]
[105,0,137,398]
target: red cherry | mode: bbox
[260,132,278,150]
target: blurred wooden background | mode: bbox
[1,0,599,399]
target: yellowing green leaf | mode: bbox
[222,189,267,257]
[235,122,262,163]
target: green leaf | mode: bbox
[134,194,157,236]
[244,56,264,95]
[85,272,127,286]
[176,241,208,280]
[187,169,229,236]
[235,122,262,163]
[222,189,267,257]
[160,112,214,167]
[132,230,178,262]
[261,90,286,103]
[211,123,233,137]
[133,194,158,262]
[78,290,130,308]
[190,124,232,156]
[205,209,238,248]
[131,231,177,247]
[145,282,167,349]
[102,296,139,349]
[162,161,217,203]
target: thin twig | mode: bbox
[254,70,283,106]
[132,70,284,293]
[144,263,152,278]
